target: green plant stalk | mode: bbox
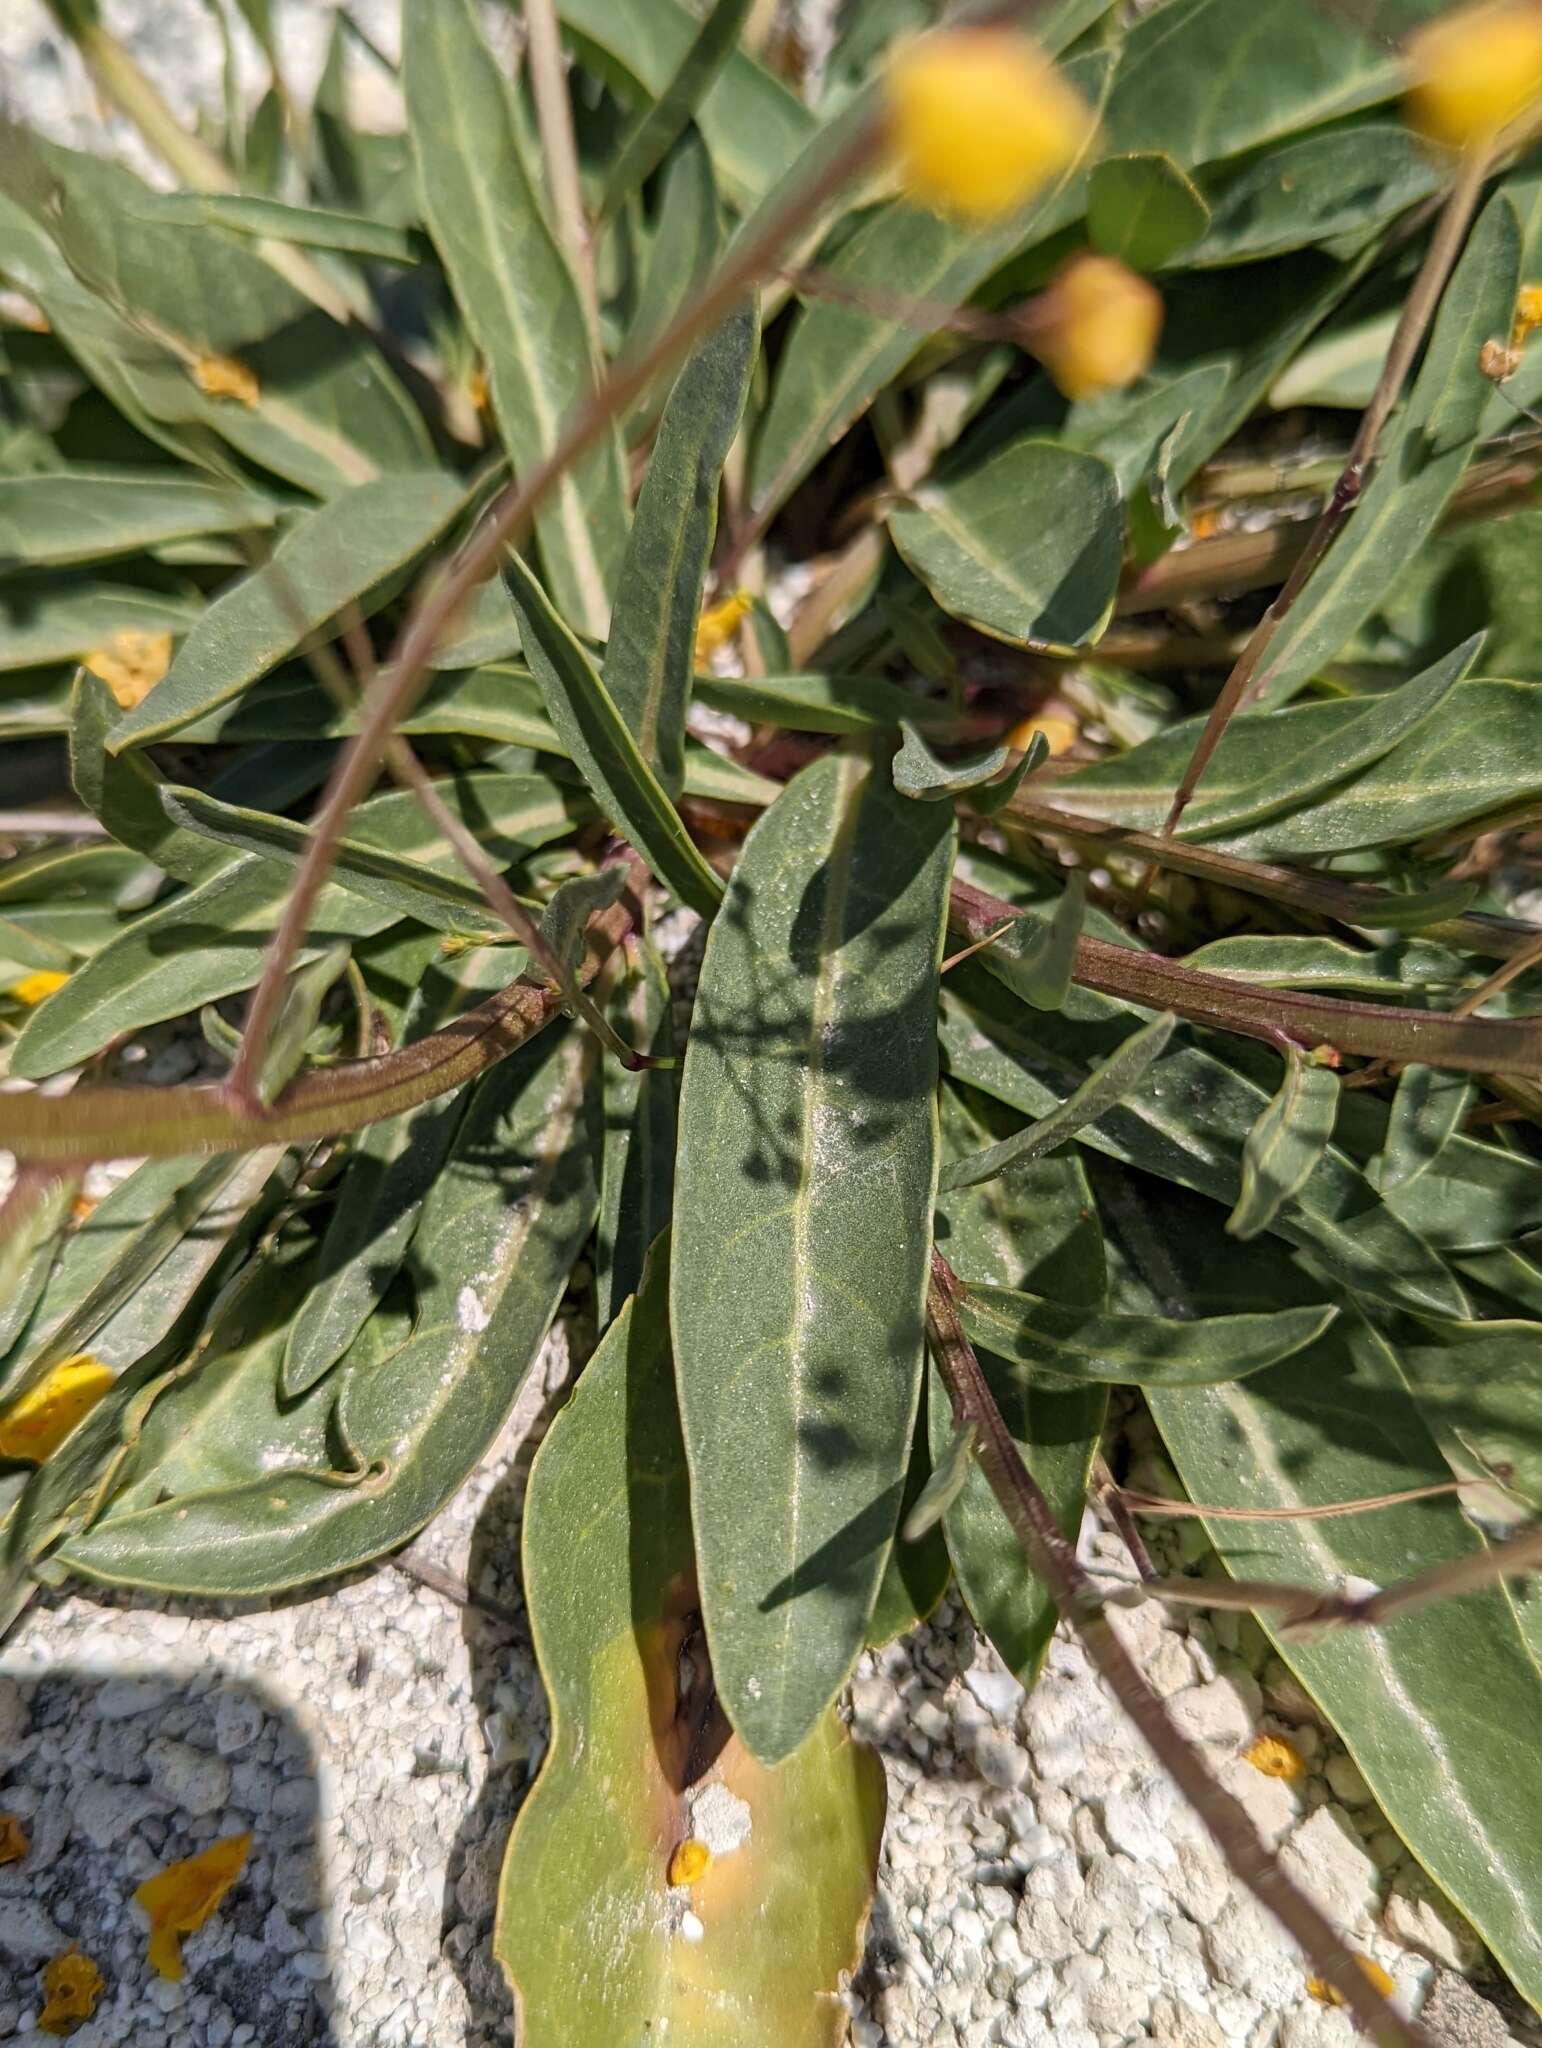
[225,111,885,1104]
[924,1252,1428,2048]
[948,876,1542,1074]
[1158,147,1493,838]
[523,0,602,346]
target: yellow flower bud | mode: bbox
[1514,281,1542,343]
[886,30,1096,222]
[0,1355,113,1464]
[1006,712,1078,758]
[83,626,173,710]
[1404,0,1542,147]
[1021,254,1163,401]
[8,970,69,1007]
[1242,1733,1307,1782]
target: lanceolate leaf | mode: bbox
[107,473,467,749]
[0,471,276,569]
[671,750,954,1763]
[1147,1315,1542,2013]
[595,935,677,1329]
[503,550,725,918]
[598,0,759,218]
[59,1026,600,1594]
[0,582,199,673]
[957,1280,1335,1386]
[966,879,1086,1015]
[894,723,1045,803]
[405,0,628,636]
[1372,1065,1476,1193]
[603,304,758,798]
[499,1238,885,2046]
[889,441,1123,651]
[1087,152,1209,269]
[1227,1045,1340,1241]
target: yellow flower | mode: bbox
[1308,1957,1396,2006]
[38,1950,105,2036]
[695,588,754,664]
[1514,282,1542,344]
[83,627,173,710]
[1021,254,1163,400]
[667,1837,712,1887]
[0,1812,29,1864]
[192,352,260,407]
[1007,711,1078,758]
[1242,1733,1307,1782]
[7,969,69,1007]
[1405,1,1542,147]
[134,1832,252,1982]
[0,1356,113,1464]
[887,29,1095,222]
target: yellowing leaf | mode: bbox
[39,1950,105,2035]
[83,628,174,710]
[192,353,261,407]
[0,1356,114,1464]
[0,1813,29,1864]
[133,1831,252,1981]
[7,971,69,1007]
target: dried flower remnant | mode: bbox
[886,30,1095,222]
[1242,1733,1307,1782]
[38,1950,104,2036]
[1404,0,1542,147]
[0,1356,114,1464]
[694,588,754,665]
[667,1838,712,1887]
[133,1831,252,1981]
[7,970,69,1007]
[0,1813,29,1864]
[192,352,260,407]
[82,627,174,710]
[1021,255,1163,401]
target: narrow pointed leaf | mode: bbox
[503,550,724,918]
[941,1010,1176,1192]
[969,878,1086,1014]
[1088,152,1209,268]
[895,724,1046,804]
[107,474,466,749]
[598,0,759,217]
[1228,1045,1340,1240]
[671,750,955,1762]
[0,472,276,569]
[405,0,628,635]
[595,935,677,1328]
[1372,1065,1476,1193]
[498,1237,885,2045]
[603,303,758,798]
[866,1383,953,1647]
[903,1420,977,1541]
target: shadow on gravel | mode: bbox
[0,1661,337,2044]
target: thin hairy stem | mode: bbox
[229,115,883,1101]
[926,1252,1429,2048]
[1157,148,1493,840]
[522,0,601,346]
[1118,1481,1468,1522]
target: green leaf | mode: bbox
[1393,1318,1542,1510]
[59,1026,599,1594]
[0,581,198,673]
[958,1279,1335,1386]
[71,673,232,885]
[622,128,721,369]
[1227,1045,1340,1240]
[1372,1065,1476,1193]
[106,473,466,749]
[0,1175,76,1365]
[894,723,1046,803]
[0,471,276,569]
[503,550,725,918]
[1063,636,1480,841]
[1250,194,1521,708]
[1087,152,1209,269]
[557,0,812,210]
[671,750,955,1762]
[937,1080,1108,1303]
[604,303,758,799]
[939,965,1466,1318]
[498,1235,885,2046]
[1062,363,1230,502]
[280,946,499,1399]
[1146,1314,1542,2014]
[940,1010,1177,1192]
[866,1385,953,1647]
[405,0,628,637]
[598,0,757,218]
[1187,122,1439,268]
[889,440,1122,650]
[699,670,952,737]
[595,934,677,1329]
[135,191,423,264]
[903,1418,977,1541]
[967,878,1086,1014]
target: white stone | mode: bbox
[974,1731,1029,1789]
[0,1896,65,1961]
[146,1738,232,1818]
[1204,1895,1308,2006]
[1168,1674,1260,1749]
[71,1776,168,1850]
[1324,1754,1373,1807]
[963,1664,1025,1717]
[686,1781,752,1857]
[1383,1881,1483,1973]
[1279,1806,1380,1933]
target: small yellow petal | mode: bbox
[83,627,173,710]
[469,363,491,413]
[1308,1957,1397,2007]
[1242,1733,1307,1782]
[39,1949,105,2035]
[695,589,754,664]
[1021,254,1163,401]
[887,30,1096,222]
[192,352,261,407]
[134,1832,252,1981]
[1405,1,1542,147]
[667,1838,713,1887]
[7,970,69,1007]
[1514,282,1542,345]
[0,1356,114,1465]
[0,1813,29,1864]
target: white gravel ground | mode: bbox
[1,5,1539,2045]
